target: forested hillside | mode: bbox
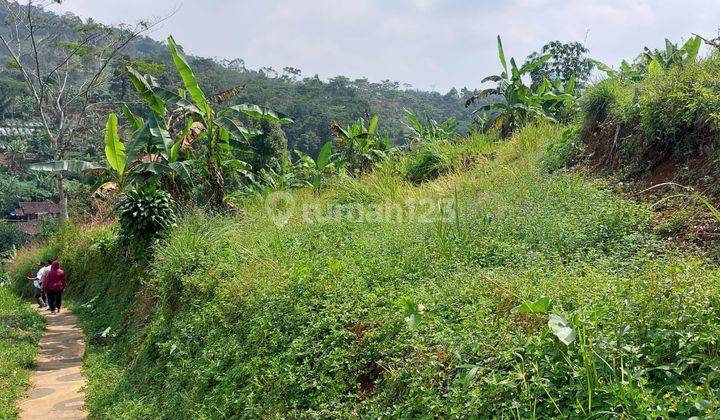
[0,1,473,234]
[0,1,472,157]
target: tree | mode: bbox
[282,67,302,81]
[526,41,593,90]
[294,141,335,193]
[0,0,159,221]
[250,119,289,171]
[330,116,397,175]
[403,109,457,145]
[466,36,572,136]
[163,36,292,207]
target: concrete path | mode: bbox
[17,306,87,419]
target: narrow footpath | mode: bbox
[17,307,87,419]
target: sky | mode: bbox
[54,0,720,92]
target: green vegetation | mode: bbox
[580,48,720,191]
[0,286,44,418]
[3,1,720,417]
[9,121,720,417]
[465,36,575,136]
[116,187,177,247]
[526,40,594,90]
[0,3,472,221]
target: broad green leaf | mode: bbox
[404,109,423,133]
[169,139,182,162]
[28,160,104,173]
[682,35,702,62]
[648,60,663,77]
[590,59,616,77]
[228,103,294,124]
[367,115,379,136]
[126,66,165,115]
[509,58,520,79]
[548,314,576,345]
[167,161,193,181]
[217,116,260,141]
[398,297,425,328]
[520,54,552,75]
[149,112,174,160]
[316,141,333,169]
[223,159,252,174]
[481,74,503,83]
[154,87,202,115]
[126,119,151,162]
[566,75,576,95]
[167,36,211,117]
[104,113,127,176]
[134,161,192,182]
[511,297,550,314]
[496,35,507,75]
[121,104,143,131]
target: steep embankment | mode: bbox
[10,124,720,418]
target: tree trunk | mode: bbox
[208,161,225,208]
[55,173,69,222]
[206,127,225,209]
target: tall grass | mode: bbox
[7,123,720,418]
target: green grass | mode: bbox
[0,286,44,419]
[580,55,720,173]
[9,123,720,418]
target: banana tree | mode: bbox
[403,109,458,145]
[593,36,702,83]
[466,36,566,136]
[294,141,335,192]
[330,116,396,176]
[533,75,577,123]
[30,110,193,196]
[160,36,293,207]
[642,36,702,70]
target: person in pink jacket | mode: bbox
[44,260,67,314]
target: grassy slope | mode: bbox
[0,285,44,418]
[9,124,720,418]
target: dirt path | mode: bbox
[17,306,87,419]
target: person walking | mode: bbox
[44,261,67,314]
[25,261,48,308]
[43,259,54,311]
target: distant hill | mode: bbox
[0,2,477,157]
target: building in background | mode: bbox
[7,201,60,235]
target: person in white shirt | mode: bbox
[25,261,48,308]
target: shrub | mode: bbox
[404,142,454,183]
[36,214,60,239]
[580,78,634,128]
[403,134,495,184]
[6,242,57,296]
[116,187,177,245]
[541,126,584,172]
[0,222,25,255]
[580,56,720,170]
[639,59,720,157]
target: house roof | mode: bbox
[18,221,39,235]
[15,201,60,216]
[0,119,42,139]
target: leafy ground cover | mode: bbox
[0,284,44,418]
[9,123,720,418]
